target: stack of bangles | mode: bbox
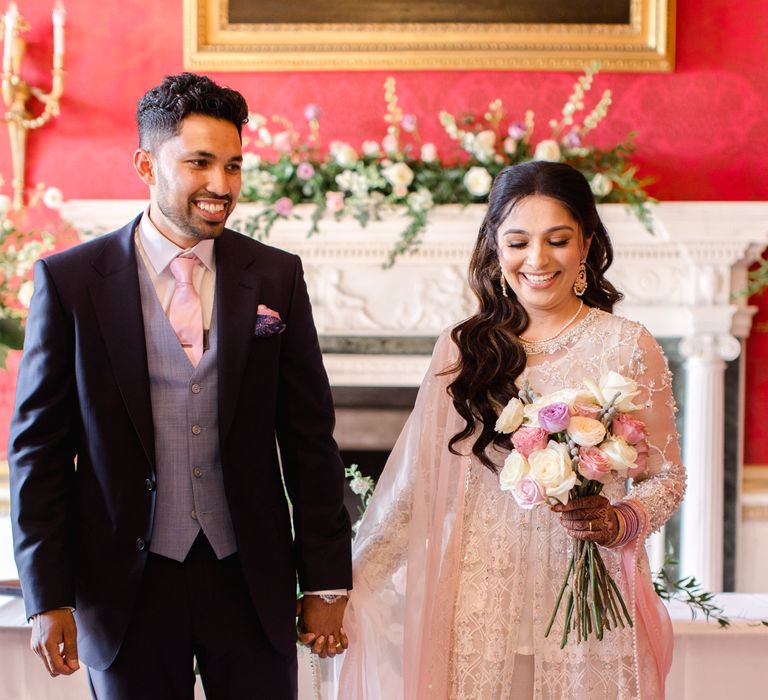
[607,501,642,548]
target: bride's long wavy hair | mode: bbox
[446,161,623,471]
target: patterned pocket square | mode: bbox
[254,304,286,337]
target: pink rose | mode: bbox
[538,402,571,433]
[612,414,648,444]
[572,401,601,419]
[325,191,345,213]
[274,197,293,217]
[512,476,547,510]
[627,439,650,478]
[577,446,613,483]
[511,427,549,458]
[297,162,315,180]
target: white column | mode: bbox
[678,332,740,591]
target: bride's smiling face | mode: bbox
[497,195,590,314]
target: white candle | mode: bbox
[52,1,65,68]
[3,3,19,75]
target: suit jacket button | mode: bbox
[136,538,146,551]
[145,478,155,491]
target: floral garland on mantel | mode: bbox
[239,63,654,267]
[0,182,61,368]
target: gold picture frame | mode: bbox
[184,0,675,73]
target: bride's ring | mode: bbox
[335,642,343,649]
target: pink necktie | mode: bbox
[168,255,203,366]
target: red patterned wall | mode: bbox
[1,0,768,460]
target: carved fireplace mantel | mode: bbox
[62,199,768,590]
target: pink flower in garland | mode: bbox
[274,197,293,217]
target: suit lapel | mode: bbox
[215,230,261,444]
[88,218,155,468]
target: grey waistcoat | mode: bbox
[137,256,237,561]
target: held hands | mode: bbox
[552,495,619,547]
[296,595,349,659]
[30,608,80,677]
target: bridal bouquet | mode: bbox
[496,372,650,646]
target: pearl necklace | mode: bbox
[519,300,584,354]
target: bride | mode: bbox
[326,161,685,699]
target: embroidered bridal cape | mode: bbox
[326,309,684,699]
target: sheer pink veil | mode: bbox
[322,331,470,698]
[621,498,674,700]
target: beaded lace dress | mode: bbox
[329,308,685,700]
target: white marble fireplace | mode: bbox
[62,199,768,592]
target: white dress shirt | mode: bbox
[136,208,216,329]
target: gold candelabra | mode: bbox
[1,1,65,211]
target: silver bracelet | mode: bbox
[317,593,346,604]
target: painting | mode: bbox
[184,0,674,72]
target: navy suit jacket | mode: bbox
[8,216,352,669]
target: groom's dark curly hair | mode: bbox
[136,72,249,151]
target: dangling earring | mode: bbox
[500,267,509,298]
[573,261,588,297]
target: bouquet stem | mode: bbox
[546,539,633,647]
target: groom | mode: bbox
[9,73,351,699]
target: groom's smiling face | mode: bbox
[138,113,243,249]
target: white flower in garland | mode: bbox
[534,139,562,162]
[382,162,415,189]
[407,188,433,212]
[590,173,614,197]
[464,167,492,197]
[330,141,358,168]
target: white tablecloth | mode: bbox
[2,593,767,699]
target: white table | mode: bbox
[665,593,768,699]
[2,593,766,699]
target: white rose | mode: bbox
[382,162,415,188]
[499,450,529,491]
[545,471,578,505]
[585,371,642,411]
[599,437,638,476]
[0,194,11,217]
[463,167,492,197]
[362,140,381,157]
[533,139,562,162]
[503,137,518,154]
[567,416,606,447]
[590,173,614,197]
[18,280,34,309]
[528,441,577,505]
[495,397,525,433]
[420,143,437,163]
[42,187,63,210]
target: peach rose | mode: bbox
[567,416,607,447]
